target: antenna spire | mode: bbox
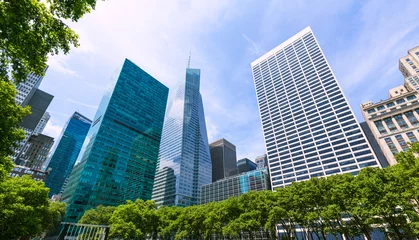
[187,51,191,68]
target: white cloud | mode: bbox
[242,33,261,56]
[47,54,80,77]
[43,119,64,140]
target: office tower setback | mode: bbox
[237,158,257,174]
[251,27,381,189]
[15,67,48,106]
[61,59,168,222]
[399,46,419,78]
[200,168,270,204]
[210,138,238,182]
[255,154,268,168]
[16,134,54,169]
[45,112,92,198]
[152,65,212,207]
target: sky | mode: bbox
[40,0,419,161]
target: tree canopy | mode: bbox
[79,143,419,240]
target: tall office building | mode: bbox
[15,67,48,106]
[251,27,381,189]
[237,158,257,174]
[45,112,92,198]
[152,65,212,207]
[361,46,419,165]
[16,133,54,170]
[209,138,238,182]
[34,112,51,135]
[399,46,419,78]
[61,59,168,222]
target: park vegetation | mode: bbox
[80,145,419,240]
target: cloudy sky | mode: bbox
[40,0,419,161]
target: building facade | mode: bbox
[44,112,92,198]
[200,168,270,204]
[16,133,54,170]
[209,138,238,182]
[237,158,257,174]
[9,165,49,182]
[61,59,168,222]
[399,46,419,78]
[152,67,212,207]
[15,67,48,106]
[361,82,419,165]
[255,154,268,169]
[251,27,381,189]
[33,112,51,135]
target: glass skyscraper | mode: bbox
[152,67,212,207]
[44,112,92,198]
[61,59,168,222]
[251,27,381,190]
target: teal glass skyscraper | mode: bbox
[152,65,211,207]
[62,59,168,222]
[45,112,91,198]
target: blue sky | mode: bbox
[40,0,419,161]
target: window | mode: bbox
[404,111,419,126]
[396,99,406,104]
[395,135,408,152]
[374,120,387,135]
[407,95,417,101]
[406,132,418,143]
[386,102,395,108]
[394,114,408,129]
[384,117,397,132]
[377,105,385,111]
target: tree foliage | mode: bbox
[79,143,419,240]
[0,0,97,84]
[0,176,66,239]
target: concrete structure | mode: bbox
[209,138,238,182]
[45,112,91,198]
[152,62,212,207]
[399,46,419,78]
[200,168,270,204]
[251,27,381,189]
[361,79,419,165]
[255,154,268,169]
[237,158,257,174]
[9,165,49,182]
[15,133,54,169]
[62,59,168,222]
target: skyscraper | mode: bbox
[16,133,54,170]
[255,154,268,169]
[34,112,51,135]
[44,112,92,198]
[209,138,238,182]
[237,158,257,174]
[399,46,419,78]
[251,27,381,189]
[152,65,212,207]
[61,59,168,222]
[15,67,48,106]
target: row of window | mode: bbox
[385,130,419,155]
[367,95,417,114]
[374,109,419,135]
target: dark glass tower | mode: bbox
[61,59,168,222]
[237,158,257,174]
[44,112,92,198]
[209,138,237,182]
[152,67,211,207]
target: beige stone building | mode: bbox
[399,46,419,78]
[361,46,419,165]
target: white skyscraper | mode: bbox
[15,67,48,106]
[251,27,381,189]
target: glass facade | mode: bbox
[200,168,270,204]
[152,67,212,207]
[44,112,92,198]
[251,27,381,189]
[61,59,168,222]
[237,158,257,174]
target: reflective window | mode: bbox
[404,111,419,126]
[394,114,408,129]
[406,132,418,143]
[395,135,408,152]
[383,117,397,132]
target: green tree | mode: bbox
[0,176,65,239]
[155,206,183,240]
[0,0,97,84]
[79,205,116,225]
[109,199,159,239]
